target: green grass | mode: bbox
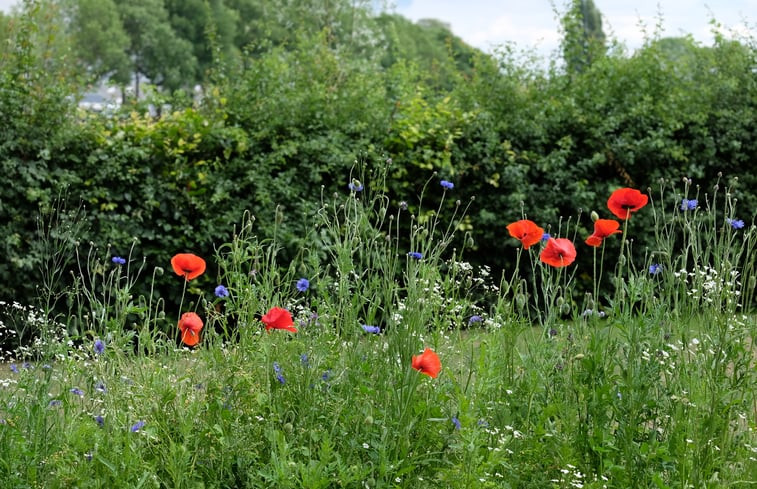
[0,172,755,488]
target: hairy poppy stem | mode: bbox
[614,210,631,309]
[176,279,188,344]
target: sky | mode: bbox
[392,0,755,59]
[2,0,754,59]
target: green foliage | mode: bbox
[375,13,478,89]
[560,0,606,73]
[0,171,755,487]
[1,0,756,318]
[61,0,131,83]
[115,0,197,95]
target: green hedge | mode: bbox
[1,22,755,317]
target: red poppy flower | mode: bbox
[506,219,545,250]
[171,253,206,281]
[262,307,297,333]
[540,238,577,268]
[411,348,442,378]
[178,312,203,346]
[607,188,648,220]
[585,219,622,247]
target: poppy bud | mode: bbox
[590,211,599,222]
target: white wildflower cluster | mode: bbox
[0,301,69,361]
[483,317,503,330]
[391,300,405,325]
[745,442,757,462]
[449,260,499,295]
[673,266,742,307]
[480,422,521,454]
[550,466,609,489]
[640,343,678,375]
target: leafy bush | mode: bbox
[0,3,755,320]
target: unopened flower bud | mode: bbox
[590,211,599,222]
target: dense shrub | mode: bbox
[0,4,755,318]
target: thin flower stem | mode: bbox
[176,279,188,344]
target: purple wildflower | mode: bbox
[296,278,310,292]
[681,198,697,211]
[214,285,229,298]
[726,218,745,230]
[468,315,483,326]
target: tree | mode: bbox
[163,0,239,77]
[560,0,606,73]
[374,13,479,89]
[114,0,197,98]
[61,0,131,84]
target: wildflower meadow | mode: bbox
[2,1,756,487]
[0,167,754,488]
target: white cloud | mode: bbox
[395,0,756,57]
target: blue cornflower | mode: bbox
[726,218,745,230]
[440,180,454,190]
[407,251,423,260]
[451,416,461,430]
[22,362,32,369]
[468,315,483,326]
[9,364,18,374]
[272,362,285,384]
[112,256,126,265]
[70,387,84,397]
[348,180,364,192]
[214,285,229,298]
[296,278,310,292]
[649,264,663,275]
[321,369,332,382]
[85,452,93,462]
[48,400,62,408]
[680,198,697,211]
[94,415,104,427]
[94,339,105,355]
[300,353,309,367]
[95,381,107,393]
[541,233,551,241]
[130,420,145,432]
[362,324,380,334]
